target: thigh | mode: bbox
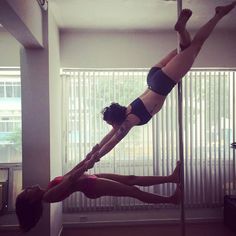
[162,45,200,82]
[153,49,177,68]
[95,173,134,185]
[94,178,139,197]
[94,178,169,204]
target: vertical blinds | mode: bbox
[61,69,235,212]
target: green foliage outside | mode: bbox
[0,128,22,152]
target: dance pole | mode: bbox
[176,0,186,236]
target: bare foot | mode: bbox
[175,9,192,32]
[215,1,236,17]
[170,185,181,205]
[170,161,181,183]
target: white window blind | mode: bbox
[61,69,236,212]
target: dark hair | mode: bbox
[15,191,43,232]
[102,103,127,125]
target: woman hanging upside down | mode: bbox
[15,161,181,232]
[85,2,236,169]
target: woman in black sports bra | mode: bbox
[84,3,236,168]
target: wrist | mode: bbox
[93,143,100,151]
[94,152,101,161]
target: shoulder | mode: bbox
[120,118,134,130]
[126,113,140,126]
[114,120,133,138]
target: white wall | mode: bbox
[0,0,43,47]
[2,27,236,69]
[60,29,236,68]
[48,4,63,236]
[20,8,62,236]
[197,30,236,67]
[0,28,20,66]
[20,39,51,236]
[6,0,43,44]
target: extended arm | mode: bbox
[65,128,117,175]
[85,120,133,169]
[64,144,100,177]
[98,122,132,157]
[43,165,86,203]
[81,127,119,170]
[97,127,117,148]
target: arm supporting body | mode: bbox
[43,165,87,203]
[85,120,133,169]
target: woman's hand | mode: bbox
[84,151,101,170]
[84,160,95,170]
[94,152,101,162]
[69,164,87,183]
[84,144,100,162]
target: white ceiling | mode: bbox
[50,0,236,31]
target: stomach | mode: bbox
[140,89,166,116]
[74,174,99,199]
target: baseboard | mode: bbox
[63,207,223,227]
[0,224,19,231]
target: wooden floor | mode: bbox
[62,222,236,236]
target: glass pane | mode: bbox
[5,82,12,97]
[0,169,8,182]
[0,69,21,164]
[14,85,21,97]
[0,82,4,97]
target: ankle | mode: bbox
[175,25,186,33]
[167,174,174,183]
[214,12,223,20]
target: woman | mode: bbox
[86,2,236,168]
[16,161,181,232]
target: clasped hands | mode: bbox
[83,144,101,171]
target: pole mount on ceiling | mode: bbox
[37,0,48,11]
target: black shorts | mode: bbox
[147,67,176,96]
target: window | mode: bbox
[0,69,22,163]
[62,69,153,211]
[0,68,22,213]
[61,68,236,212]
[0,81,21,98]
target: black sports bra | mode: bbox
[129,98,152,126]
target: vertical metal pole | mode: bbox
[177,0,186,236]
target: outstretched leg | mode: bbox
[162,2,236,82]
[93,178,181,204]
[95,161,181,186]
[154,9,192,68]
